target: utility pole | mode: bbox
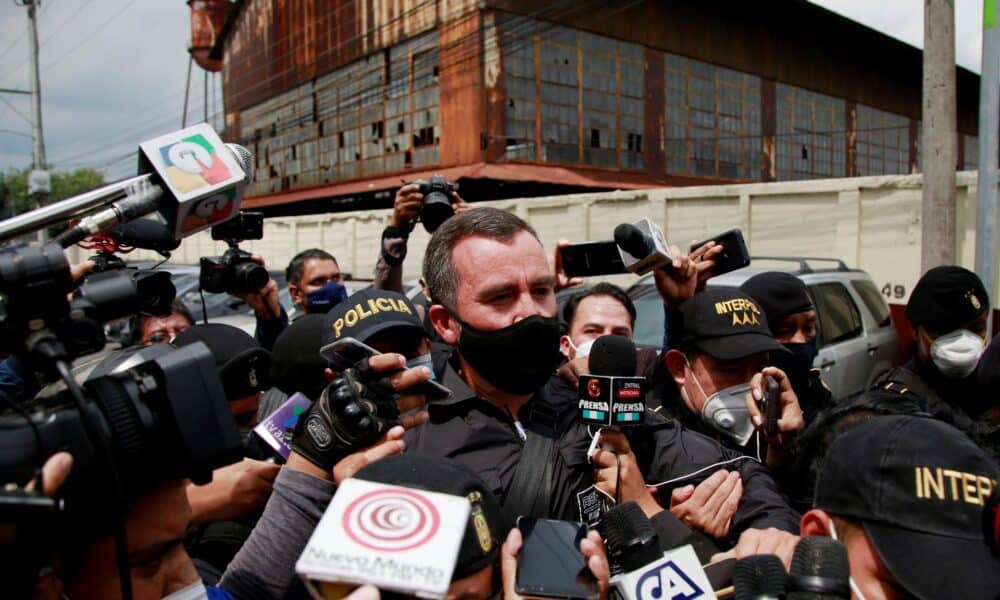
[23,0,50,242]
[922,0,958,272]
[977,0,999,304]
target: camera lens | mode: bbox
[421,190,455,233]
[231,260,269,294]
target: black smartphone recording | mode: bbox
[559,241,627,278]
[691,228,750,277]
[515,517,599,600]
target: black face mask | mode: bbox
[771,340,818,394]
[457,315,561,395]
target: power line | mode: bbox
[0,94,31,125]
[41,0,138,73]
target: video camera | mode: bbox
[199,210,269,295]
[412,174,459,233]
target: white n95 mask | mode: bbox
[568,337,596,360]
[699,382,755,446]
[930,329,985,379]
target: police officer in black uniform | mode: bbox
[740,271,834,426]
[405,208,800,561]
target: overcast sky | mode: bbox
[0,0,987,181]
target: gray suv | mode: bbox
[626,257,899,401]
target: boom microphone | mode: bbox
[106,219,181,253]
[733,554,788,600]
[786,537,850,599]
[53,180,164,249]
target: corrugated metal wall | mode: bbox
[92,171,995,303]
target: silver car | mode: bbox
[626,258,899,401]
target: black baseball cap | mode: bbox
[173,323,271,401]
[354,454,503,580]
[816,415,1000,599]
[321,288,423,349]
[678,287,789,360]
[906,266,989,334]
[270,313,328,401]
[740,272,814,333]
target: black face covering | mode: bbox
[771,340,818,395]
[457,315,562,395]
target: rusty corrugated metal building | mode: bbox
[210,0,982,216]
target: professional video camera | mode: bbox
[0,243,175,361]
[199,210,269,295]
[0,343,242,530]
[411,174,459,233]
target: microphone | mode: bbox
[786,537,850,599]
[138,125,252,241]
[613,218,673,275]
[604,502,661,573]
[605,502,718,600]
[0,125,251,245]
[579,335,644,427]
[105,218,182,253]
[53,179,163,249]
[589,334,638,377]
[733,554,788,600]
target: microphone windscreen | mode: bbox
[226,143,254,183]
[787,536,850,599]
[614,223,649,258]
[107,219,181,252]
[588,334,637,377]
[602,501,660,572]
[733,554,788,600]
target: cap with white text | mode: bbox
[678,287,789,360]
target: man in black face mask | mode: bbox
[408,208,800,558]
[740,272,833,426]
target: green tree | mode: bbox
[1,168,106,235]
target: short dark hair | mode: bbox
[422,207,538,313]
[285,249,337,286]
[127,299,195,346]
[562,283,637,328]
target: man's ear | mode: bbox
[288,282,305,307]
[429,304,460,345]
[559,334,573,360]
[801,508,833,537]
[664,349,688,388]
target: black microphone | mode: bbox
[614,223,651,259]
[733,554,788,600]
[54,180,163,248]
[603,502,661,573]
[589,334,637,377]
[786,536,850,599]
[106,218,182,253]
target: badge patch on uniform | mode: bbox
[577,485,610,527]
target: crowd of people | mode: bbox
[1,181,999,600]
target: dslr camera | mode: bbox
[199,211,269,295]
[412,175,459,233]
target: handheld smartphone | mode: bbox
[559,241,627,278]
[762,375,781,437]
[691,228,750,277]
[515,517,599,600]
[318,337,451,401]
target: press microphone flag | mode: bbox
[137,122,249,240]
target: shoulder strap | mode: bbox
[501,426,557,526]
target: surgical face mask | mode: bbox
[567,337,596,360]
[828,519,868,600]
[929,328,985,379]
[685,358,755,446]
[305,280,349,314]
[161,579,209,600]
[406,352,436,381]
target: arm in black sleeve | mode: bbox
[219,467,335,600]
[373,225,410,293]
[254,306,289,352]
[639,418,800,550]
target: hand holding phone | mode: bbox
[762,375,781,437]
[319,337,451,401]
[691,228,750,278]
[515,517,600,600]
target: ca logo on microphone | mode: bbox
[634,560,704,600]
